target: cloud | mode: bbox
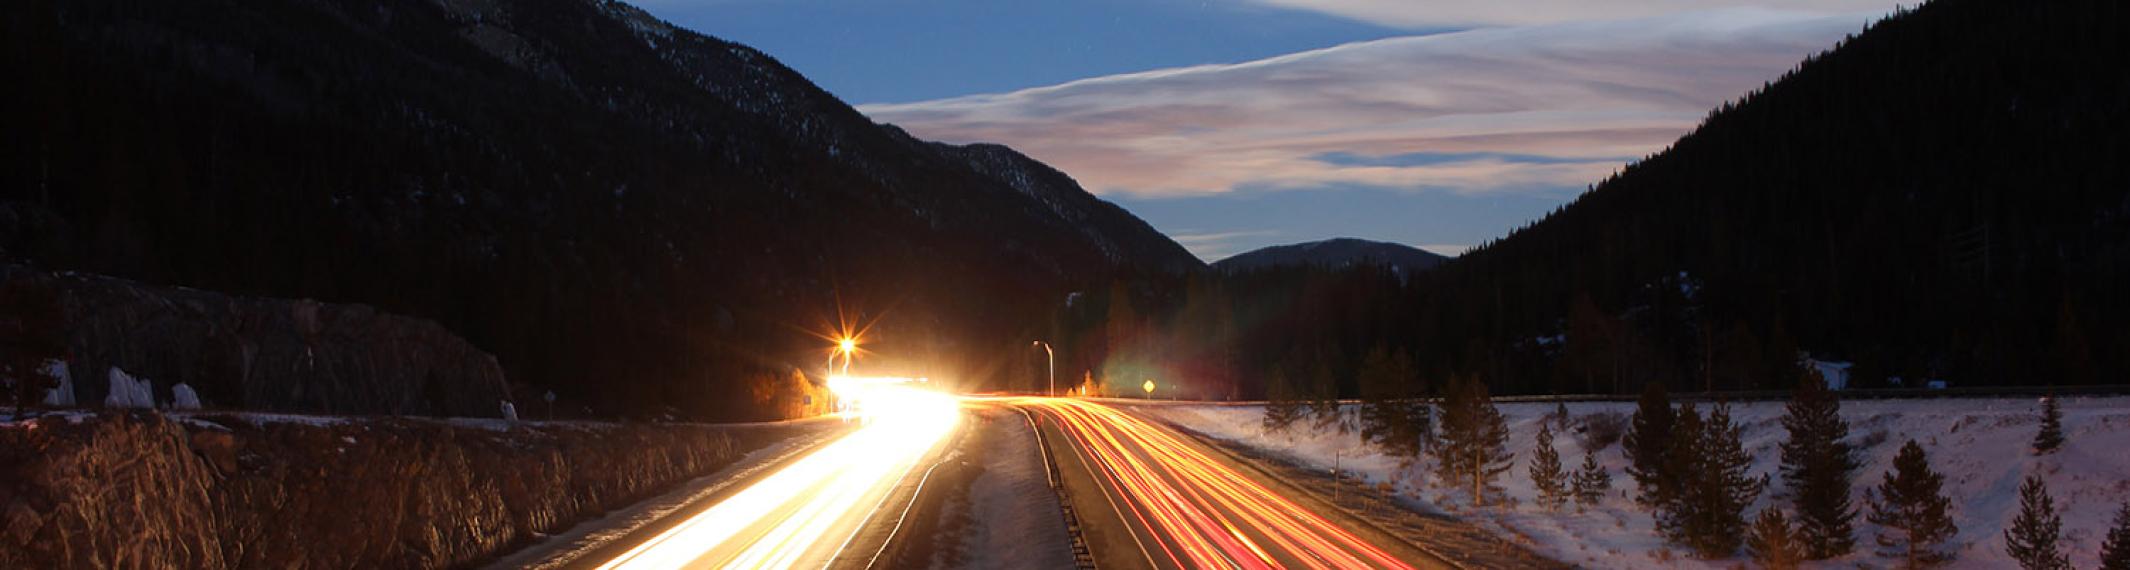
[1242,0,1895,28]
[1170,229,1285,261]
[860,9,1878,199]
[1416,244,1472,257]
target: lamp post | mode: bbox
[1031,340,1054,396]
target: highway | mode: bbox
[1019,398,1444,570]
[592,378,958,570]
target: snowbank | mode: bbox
[104,367,154,409]
[1138,396,2130,569]
[39,360,72,407]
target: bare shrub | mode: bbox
[1577,411,1629,453]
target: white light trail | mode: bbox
[597,377,959,570]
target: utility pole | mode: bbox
[1032,341,1054,396]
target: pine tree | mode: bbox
[1654,402,1705,543]
[2003,475,2069,570]
[2100,501,2130,570]
[1664,402,1764,558]
[1305,356,1345,433]
[1261,365,1304,434]
[1747,508,1806,570]
[1434,373,1513,507]
[2031,396,2064,455]
[1781,368,1859,559]
[1623,381,1678,508]
[1554,401,1571,425]
[1530,421,1568,511]
[1868,440,1958,569]
[1573,452,1611,512]
[1357,347,1427,460]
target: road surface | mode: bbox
[592,381,959,570]
[1019,397,1447,570]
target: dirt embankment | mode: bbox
[0,411,789,568]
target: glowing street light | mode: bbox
[1032,340,1054,396]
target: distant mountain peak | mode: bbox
[1212,238,1448,274]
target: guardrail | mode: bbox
[1085,384,2130,406]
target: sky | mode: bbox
[635,0,1899,262]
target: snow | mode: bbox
[171,383,202,410]
[1136,396,2130,569]
[929,410,1076,569]
[39,360,72,407]
[1807,358,1853,390]
[103,367,155,409]
[501,400,519,422]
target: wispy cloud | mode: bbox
[1242,0,1895,27]
[1170,229,1284,261]
[861,9,1878,200]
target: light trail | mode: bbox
[1021,398,1418,570]
[597,378,959,570]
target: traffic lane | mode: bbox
[596,386,960,569]
[1029,405,1162,570]
[1025,398,1443,570]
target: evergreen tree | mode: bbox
[1261,364,1304,434]
[1530,421,1568,511]
[1434,373,1513,507]
[1623,381,1678,508]
[1868,440,1958,569]
[1780,368,1859,559]
[1662,402,1764,558]
[1573,452,1611,512]
[1553,401,1571,425]
[2100,501,2130,570]
[1357,347,1428,460]
[1305,356,1345,433]
[2031,396,2065,455]
[2003,475,2069,570]
[1747,508,1806,570]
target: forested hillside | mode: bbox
[1057,0,2129,399]
[0,0,1196,418]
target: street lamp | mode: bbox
[1031,341,1054,396]
[833,337,857,376]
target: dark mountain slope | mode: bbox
[1398,0,2130,393]
[1213,238,1448,275]
[0,0,1197,418]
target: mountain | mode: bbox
[1066,0,2130,401]
[1212,238,1448,275]
[0,0,1198,418]
[1388,0,2130,393]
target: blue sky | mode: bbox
[637,0,1896,261]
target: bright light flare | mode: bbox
[597,381,959,570]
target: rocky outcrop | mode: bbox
[0,411,776,568]
[4,265,509,417]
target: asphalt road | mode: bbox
[1018,398,1452,570]
[589,385,960,570]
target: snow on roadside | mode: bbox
[1136,396,2130,569]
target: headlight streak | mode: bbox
[1026,398,1416,570]
[597,379,958,570]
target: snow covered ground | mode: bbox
[1134,396,2130,569]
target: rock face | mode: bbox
[0,411,776,569]
[5,265,509,417]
